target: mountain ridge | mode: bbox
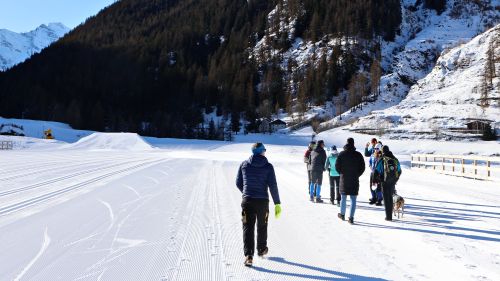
[0,23,70,71]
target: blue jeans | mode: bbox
[340,194,357,218]
[309,183,322,198]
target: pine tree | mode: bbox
[370,59,382,96]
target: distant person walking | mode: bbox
[236,143,281,267]
[369,144,383,206]
[335,138,365,224]
[325,145,341,206]
[304,141,316,195]
[310,140,327,203]
[374,145,402,221]
[365,138,382,157]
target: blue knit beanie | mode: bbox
[252,143,266,155]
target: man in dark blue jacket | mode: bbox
[236,142,281,267]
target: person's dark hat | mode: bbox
[382,145,390,154]
[317,140,324,146]
[347,138,354,145]
[331,145,337,151]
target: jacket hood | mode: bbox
[314,146,325,152]
[248,154,269,167]
[383,151,396,159]
[343,143,356,151]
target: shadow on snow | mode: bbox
[252,257,389,281]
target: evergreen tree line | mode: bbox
[0,0,401,138]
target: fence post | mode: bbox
[452,158,455,172]
[433,157,436,170]
[425,156,427,169]
[474,160,477,177]
[461,158,465,174]
[487,160,491,178]
[442,157,445,171]
[418,156,421,168]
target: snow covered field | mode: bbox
[0,132,499,281]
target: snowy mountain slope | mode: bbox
[0,23,69,71]
[352,24,500,139]
[323,0,500,128]
[0,136,498,280]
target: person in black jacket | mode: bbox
[335,138,365,224]
[236,143,281,266]
[310,140,327,203]
[374,145,402,221]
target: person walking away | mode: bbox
[304,141,316,195]
[374,145,402,221]
[364,138,378,157]
[236,143,282,266]
[325,145,341,206]
[310,140,327,203]
[335,138,365,224]
[369,147,383,206]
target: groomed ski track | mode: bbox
[0,144,499,281]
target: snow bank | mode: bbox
[61,133,154,151]
[0,117,93,143]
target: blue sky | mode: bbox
[0,0,116,32]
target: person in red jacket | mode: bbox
[304,141,316,195]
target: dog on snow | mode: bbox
[393,194,405,219]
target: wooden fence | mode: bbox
[411,154,500,181]
[0,141,14,150]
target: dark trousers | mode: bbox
[242,199,269,256]
[329,176,340,202]
[382,182,395,219]
[370,173,383,202]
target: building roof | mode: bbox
[270,119,286,125]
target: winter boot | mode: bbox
[244,255,253,267]
[258,247,268,257]
[337,213,345,220]
[369,198,376,205]
[315,197,324,203]
[375,201,382,206]
[336,201,340,207]
[348,217,354,224]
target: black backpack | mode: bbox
[382,156,400,184]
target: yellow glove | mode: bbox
[275,204,282,219]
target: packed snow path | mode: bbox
[0,144,499,281]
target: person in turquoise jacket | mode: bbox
[325,145,341,206]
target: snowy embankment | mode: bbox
[0,131,499,280]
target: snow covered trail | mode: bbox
[0,144,499,281]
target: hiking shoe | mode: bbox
[257,247,268,257]
[244,255,253,266]
[385,217,392,221]
[315,197,324,203]
[375,201,382,206]
[337,213,345,220]
[348,217,354,224]
[369,199,376,205]
[310,196,314,202]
